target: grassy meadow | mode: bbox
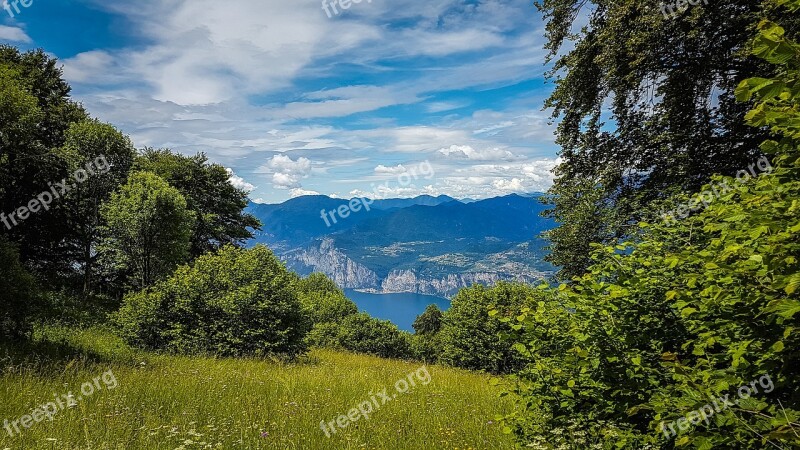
[0,326,514,450]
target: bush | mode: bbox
[295,273,358,324]
[333,313,413,359]
[500,17,800,448]
[439,283,530,374]
[410,332,443,363]
[114,245,310,357]
[0,238,37,339]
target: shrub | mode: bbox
[114,245,310,357]
[439,282,530,373]
[0,238,37,339]
[295,273,358,324]
[413,304,443,335]
[334,313,412,359]
[500,16,800,448]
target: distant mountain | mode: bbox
[247,194,556,296]
[371,195,457,210]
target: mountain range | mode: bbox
[246,194,557,297]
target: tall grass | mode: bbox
[0,326,514,449]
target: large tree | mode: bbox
[134,149,260,258]
[100,172,195,290]
[0,47,88,271]
[539,0,800,278]
[57,120,136,294]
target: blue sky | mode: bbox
[1,0,563,203]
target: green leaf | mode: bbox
[785,273,800,295]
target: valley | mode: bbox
[247,194,557,297]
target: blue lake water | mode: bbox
[344,289,451,332]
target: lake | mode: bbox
[344,289,451,332]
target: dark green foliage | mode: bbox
[332,313,413,359]
[293,272,415,359]
[57,119,136,294]
[0,47,87,271]
[296,273,358,325]
[100,172,195,289]
[114,245,311,357]
[538,0,800,278]
[501,14,800,448]
[413,304,443,335]
[439,283,529,374]
[134,149,260,258]
[0,238,37,340]
[410,332,443,363]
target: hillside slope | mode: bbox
[0,326,514,450]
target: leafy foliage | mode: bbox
[440,283,530,374]
[330,312,413,359]
[100,172,195,289]
[56,119,136,294]
[114,245,310,357]
[538,0,800,278]
[134,149,260,258]
[0,238,37,340]
[413,304,444,335]
[501,13,800,449]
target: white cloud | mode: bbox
[265,154,312,173]
[492,178,526,192]
[438,145,518,161]
[226,168,255,192]
[0,25,31,43]
[290,188,320,198]
[259,155,313,190]
[374,164,409,175]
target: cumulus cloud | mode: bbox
[259,155,313,190]
[226,168,255,192]
[438,145,518,161]
[54,0,559,203]
[290,188,320,198]
[492,178,526,192]
[0,25,31,43]
[374,164,409,175]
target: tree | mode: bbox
[333,313,413,359]
[57,120,136,294]
[413,304,443,335]
[500,12,800,447]
[0,237,38,340]
[295,273,358,325]
[114,245,310,357]
[538,0,800,278]
[0,47,87,269]
[134,149,260,258]
[100,172,194,289]
[439,283,529,373]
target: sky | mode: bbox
[0,0,563,203]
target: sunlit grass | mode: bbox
[0,326,514,449]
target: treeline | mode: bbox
[484,1,800,448]
[0,45,263,339]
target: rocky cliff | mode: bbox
[283,239,380,289]
[379,269,543,297]
[282,239,548,297]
